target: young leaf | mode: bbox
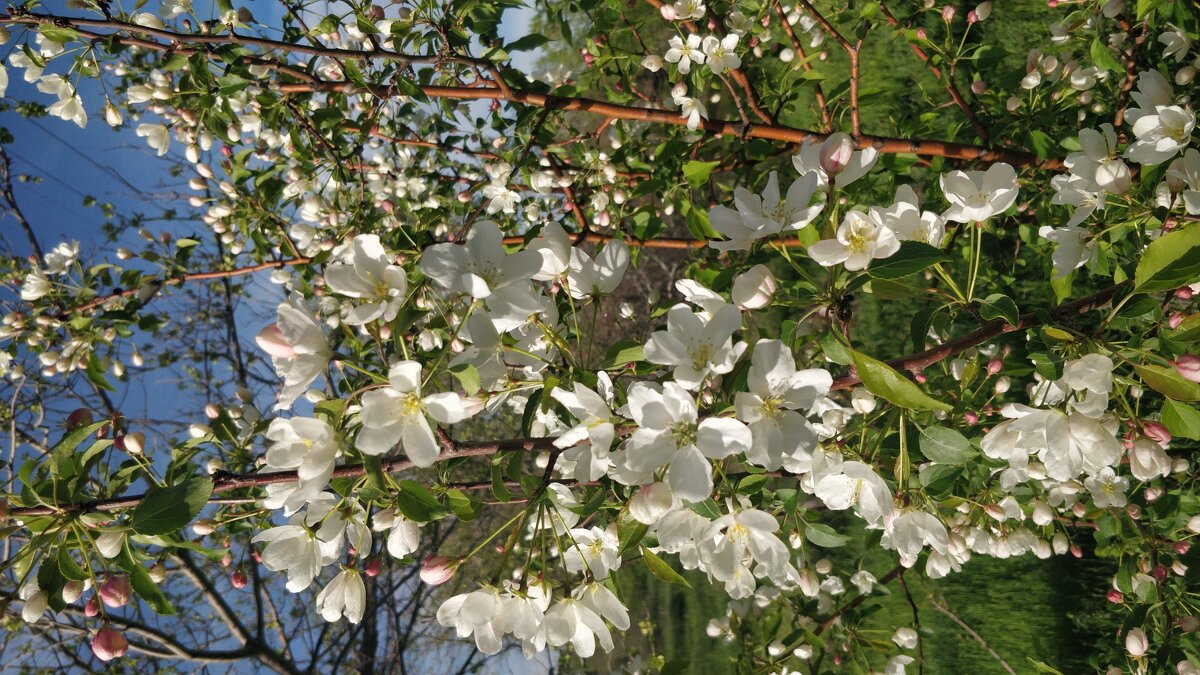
[1135,364,1200,402]
[804,523,849,548]
[1134,225,1200,294]
[641,546,691,587]
[851,350,952,411]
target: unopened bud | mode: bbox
[99,576,132,608]
[92,625,129,662]
[419,555,457,585]
[231,570,248,589]
[67,408,94,430]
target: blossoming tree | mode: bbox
[1,0,1199,671]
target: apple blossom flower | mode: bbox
[136,123,170,155]
[734,339,831,471]
[323,234,409,325]
[815,460,894,526]
[562,525,621,580]
[731,265,777,310]
[1123,70,1195,165]
[20,270,52,301]
[552,382,616,482]
[1066,125,1131,194]
[1038,225,1097,279]
[664,34,705,74]
[437,585,504,653]
[251,499,349,592]
[882,508,950,567]
[264,416,339,498]
[1159,24,1192,63]
[874,184,946,246]
[316,568,366,623]
[708,171,824,251]
[893,626,919,649]
[629,482,680,524]
[702,34,741,74]
[420,220,541,300]
[675,91,708,131]
[545,596,618,657]
[939,163,1019,222]
[371,508,421,559]
[356,361,472,466]
[791,133,878,189]
[256,294,331,411]
[1050,174,1104,229]
[808,209,901,271]
[1128,437,1172,481]
[1166,149,1200,215]
[566,238,629,299]
[670,0,705,20]
[91,625,129,662]
[644,303,745,389]
[617,381,751,502]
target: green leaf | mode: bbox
[1089,38,1123,73]
[39,26,81,44]
[1134,225,1200,294]
[600,340,644,369]
[804,523,849,548]
[979,293,1020,326]
[736,474,769,495]
[395,480,450,522]
[175,237,201,249]
[919,464,961,497]
[449,362,481,396]
[51,421,108,478]
[641,546,691,587]
[1136,364,1200,402]
[117,549,175,615]
[445,489,482,521]
[1162,399,1200,438]
[37,558,68,612]
[868,242,950,279]
[507,33,550,51]
[618,512,649,556]
[682,160,720,188]
[58,546,90,581]
[918,426,976,465]
[129,476,213,536]
[851,350,952,411]
[311,14,342,35]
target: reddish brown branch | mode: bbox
[280,81,1061,169]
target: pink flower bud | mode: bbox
[92,625,129,662]
[971,80,987,95]
[255,324,295,359]
[967,10,978,23]
[941,5,956,21]
[380,200,394,214]
[1176,541,1191,555]
[365,559,382,577]
[1173,355,1200,383]
[1169,313,1185,329]
[192,519,217,536]
[456,191,472,203]
[1127,504,1141,519]
[659,4,676,20]
[99,576,132,608]
[1107,588,1123,603]
[916,28,927,40]
[987,359,1003,374]
[221,551,233,567]
[419,555,457,585]
[1154,564,1169,582]
[965,411,979,424]
[67,408,94,430]
[1144,486,1163,502]
[818,133,854,176]
[1177,287,1194,300]
[1070,545,1082,558]
[1143,422,1171,447]
[221,145,233,158]
[914,373,927,383]
[84,595,101,617]
[231,571,248,589]
[252,549,262,563]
